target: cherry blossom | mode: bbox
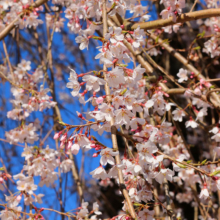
[100,148,119,166]
[1,0,220,219]
[177,68,188,83]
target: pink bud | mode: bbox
[33,11,39,16]
[39,208,44,212]
[82,90,88,96]
[78,113,83,118]
[95,146,101,151]
[96,97,104,104]
[112,58,118,64]
[60,141,65,149]
[93,153,99,157]
[60,133,67,142]
[91,144,96,148]
[67,141,72,150]
[16,195,22,202]
[0,177,4,184]
[53,132,61,140]
[77,73,85,78]
[212,176,219,181]
[80,82,86,86]
[164,92,169,97]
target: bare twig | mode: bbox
[2,40,15,82]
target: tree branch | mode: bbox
[124,9,220,30]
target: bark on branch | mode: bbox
[124,8,220,30]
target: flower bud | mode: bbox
[60,133,67,142]
[212,176,219,181]
[96,97,104,104]
[67,141,72,150]
[54,131,62,140]
[39,208,44,212]
[91,144,96,148]
[95,146,102,151]
[80,82,86,86]
[93,153,99,157]
[60,141,66,149]
[77,73,85,78]
[16,195,22,202]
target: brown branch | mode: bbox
[141,48,184,89]
[163,179,176,220]
[190,0,198,12]
[166,88,186,94]
[125,9,220,31]
[206,89,220,103]
[69,153,83,203]
[149,33,220,109]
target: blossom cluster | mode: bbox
[1,0,220,219]
[4,60,56,144]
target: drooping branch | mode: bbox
[33,17,84,203]
[102,1,137,219]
